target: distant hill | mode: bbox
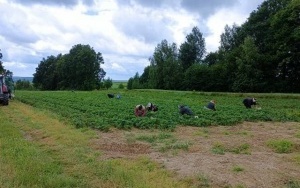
[113,80,127,83]
[13,76,33,82]
[12,77,125,83]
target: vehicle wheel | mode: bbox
[3,94,9,105]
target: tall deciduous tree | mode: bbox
[219,24,241,52]
[33,44,105,90]
[271,0,300,92]
[232,36,264,92]
[33,55,58,90]
[149,39,182,89]
[64,44,101,90]
[179,27,206,71]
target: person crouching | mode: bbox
[243,98,257,108]
[135,104,146,117]
[205,100,216,111]
[178,105,193,115]
[146,102,158,112]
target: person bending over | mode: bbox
[146,102,158,112]
[135,104,146,117]
[205,100,216,111]
[178,105,193,115]
[243,98,257,108]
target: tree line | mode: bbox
[127,0,300,93]
[33,44,111,90]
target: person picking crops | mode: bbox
[243,98,257,108]
[178,105,194,116]
[146,102,158,112]
[204,100,216,111]
[135,104,146,117]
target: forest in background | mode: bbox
[127,0,300,93]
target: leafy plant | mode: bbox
[196,173,210,187]
[232,165,244,173]
[229,143,251,154]
[267,139,294,153]
[211,142,225,155]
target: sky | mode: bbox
[0,0,265,80]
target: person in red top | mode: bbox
[135,104,146,117]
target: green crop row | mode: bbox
[15,90,300,131]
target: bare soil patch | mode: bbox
[91,122,300,188]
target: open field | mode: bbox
[14,90,300,131]
[1,90,300,187]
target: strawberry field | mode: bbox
[15,90,300,131]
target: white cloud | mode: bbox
[0,0,265,80]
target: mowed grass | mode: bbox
[0,101,191,188]
[15,90,300,131]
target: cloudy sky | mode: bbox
[0,0,265,80]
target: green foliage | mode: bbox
[211,142,225,155]
[267,139,294,153]
[128,0,300,93]
[118,83,125,89]
[179,26,206,71]
[33,44,105,91]
[15,90,300,131]
[15,79,34,90]
[136,132,190,153]
[148,39,182,90]
[0,111,79,187]
[286,180,300,188]
[196,173,210,187]
[232,165,245,173]
[103,77,113,89]
[229,143,251,154]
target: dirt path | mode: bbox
[91,122,300,188]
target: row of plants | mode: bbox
[15,90,300,131]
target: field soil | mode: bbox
[91,122,300,188]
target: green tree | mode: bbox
[147,65,158,89]
[127,77,133,90]
[33,55,58,90]
[232,36,264,92]
[240,0,292,91]
[118,83,125,89]
[34,44,105,91]
[270,0,300,92]
[184,64,211,91]
[132,72,141,89]
[150,40,182,89]
[179,27,206,71]
[219,24,241,52]
[103,77,113,89]
[203,52,219,66]
[64,44,102,90]
[15,80,33,90]
[139,66,151,88]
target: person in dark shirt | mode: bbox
[206,100,216,111]
[107,93,114,98]
[178,105,193,115]
[146,102,158,112]
[243,98,257,108]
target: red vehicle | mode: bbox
[0,75,9,105]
